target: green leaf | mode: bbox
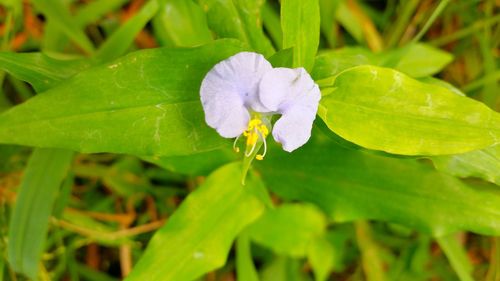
[355,221,387,281]
[281,0,320,71]
[31,0,95,54]
[268,48,294,68]
[144,148,238,176]
[236,233,260,281]
[0,40,249,156]
[7,148,73,279]
[319,65,500,155]
[383,43,454,78]
[257,139,500,236]
[334,0,363,43]
[247,203,326,257]
[318,0,340,48]
[75,0,129,26]
[153,0,213,47]
[312,47,379,80]
[94,0,160,63]
[261,257,309,281]
[307,237,334,281]
[432,145,500,185]
[261,2,283,49]
[41,0,129,53]
[199,0,274,56]
[436,235,474,281]
[0,52,88,92]
[312,43,453,80]
[126,162,265,281]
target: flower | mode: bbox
[200,52,320,159]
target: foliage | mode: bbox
[0,0,499,280]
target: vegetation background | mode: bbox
[0,0,499,280]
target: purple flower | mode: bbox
[200,52,320,159]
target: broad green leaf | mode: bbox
[312,43,453,80]
[236,233,260,281]
[31,0,95,54]
[383,43,454,78]
[0,40,249,157]
[432,145,500,185]
[153,0,213,47]
[268,48,293,68]
[8,148,73,279]
[247,204,326,257]
[307,237,334,281]
[257,139,500,236]
[126,163,265,281]
[94,0,160,63]
[0,52,88,92]
[312,47,379,80]
[319,65,500,155]
[199,0,274,56]
[281,0,320,71]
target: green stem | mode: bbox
[436,234,474,281]
[429,14,500,46]
[462,71,500,93]
[486,237,500,281]
[385,0,419,48]
[1,11,13,51]
[411,0,451,43]
[355,221,387,281]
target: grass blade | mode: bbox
[7,148,73,279]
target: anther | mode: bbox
[233,135,241,153]
[255,129,267,160]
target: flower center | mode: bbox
[233,117,269,160]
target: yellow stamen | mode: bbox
[233,117,269,160]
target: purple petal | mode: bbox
[258,67,321,151]
[258,67,319,113]
[200,52,273,137]
[201,88,250,138]
[272,107,317,152]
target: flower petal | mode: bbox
[201,88,250,138]
[258,67,320,113]
[272,107,317,152]
[200,52,272,121]
[259,67,321,151]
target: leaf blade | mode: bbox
[320,65,500,155]
[125,162,265,281]
[257,140,500,236]
[7,148,73,278]
[0,40,249,156]
[281,0,320,70]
